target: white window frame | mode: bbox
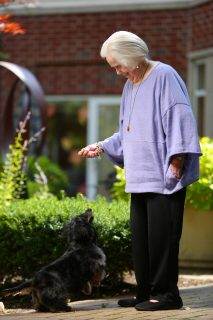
[188,47,213,137]
[193,60,206,136]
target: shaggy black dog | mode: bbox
[0,209,106,312]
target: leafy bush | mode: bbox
[26,156,69,198]
[112,137,213,211]
[0,118,28,206]
[0,196,131,284]
[0,113,47,206]
[0,118,69,202]
[112,166,129,202]
[186,137,213,210]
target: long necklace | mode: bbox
[127,62,150,132]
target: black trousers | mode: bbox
[130,188,186,300]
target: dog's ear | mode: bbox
[83,208,93,223]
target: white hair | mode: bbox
[100,31,149,68]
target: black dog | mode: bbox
[0,209,106,312]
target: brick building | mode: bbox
[0,0,212,197]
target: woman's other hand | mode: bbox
[169,155,185,179]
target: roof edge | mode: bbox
[0,0,210,16]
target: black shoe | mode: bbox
[118,297,146,308]
[135,296,183,311]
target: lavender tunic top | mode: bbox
[100,62,202,194]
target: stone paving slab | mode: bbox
[0,285,212,320]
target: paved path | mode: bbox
[0,285,212,320]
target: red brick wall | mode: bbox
[189,0,213,52]
[0,1,212,98]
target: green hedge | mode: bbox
[0,196,131,283]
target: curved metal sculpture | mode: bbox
[0,61,46,154]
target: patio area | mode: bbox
[1,284,213,320]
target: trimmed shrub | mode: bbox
[0,196,131,283]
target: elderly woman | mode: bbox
[78,31,201,311]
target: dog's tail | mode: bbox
[0,279,32,297]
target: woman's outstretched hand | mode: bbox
[78,143,103,158]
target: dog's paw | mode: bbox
[57,305,72,313]
[0,302,6,314]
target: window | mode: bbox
[195,63,206,137]
[45,99,87,196]
[188,49,213,138]
[87,97,120,199]
[45,96,121,199]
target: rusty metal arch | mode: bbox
[0,61,46,154]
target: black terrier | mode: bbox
[0,209,106,312]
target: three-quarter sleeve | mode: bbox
[100,85,126,168]
[162,103,202,164]
[162,103,202,192]
[100,131,124,167]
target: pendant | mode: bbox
[127,125,130,131]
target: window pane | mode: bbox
[197,64,205,90]
[97,103,120,197]
[197,96,205,137]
